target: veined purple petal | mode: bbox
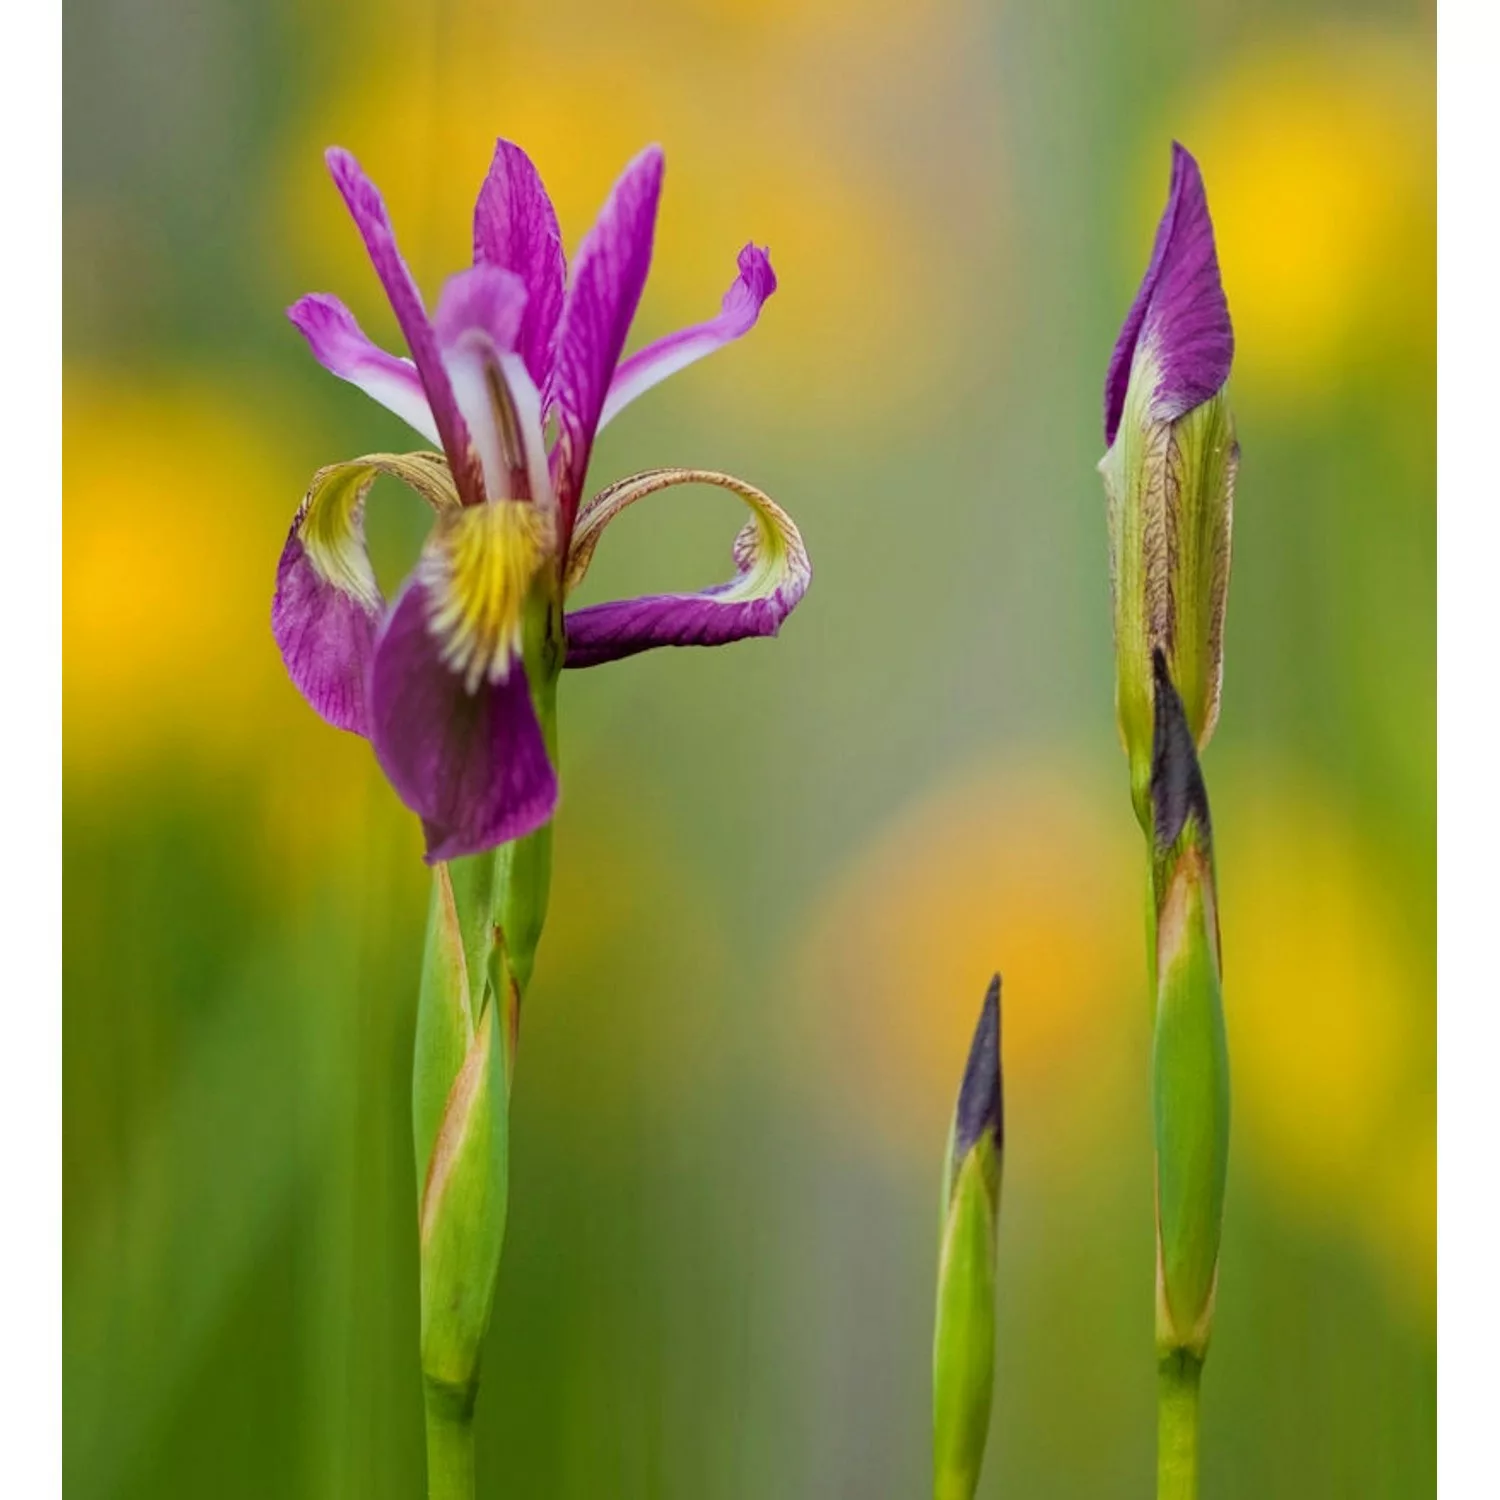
[562,468,810,669]
[473,140,566,393]
[550,146,665,542]
[287,294,440,446]
[325,147,488,506]
[1103,143,1233,447]
[432,265,552,505]
[271,452,460,736]
[273,528,381,735]
[598,244,777,431]
[369,579,558,862]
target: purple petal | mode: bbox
[550,145,665,540]
[561,467,811,669]
[272,453,462,739]
[565,588,803,668]
[272,528,380,735]
[432,265,551,504]
[473,140,566,394]
[287,294,440,445]
[598,244,777,430]
[368,580,558,862]
[325,147,487,505]
[1103,143,1233,446]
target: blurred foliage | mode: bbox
[64,0,1433,1495]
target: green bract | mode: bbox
[1101,362,1237,833]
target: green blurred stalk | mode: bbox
[1156,1352,1201,1500]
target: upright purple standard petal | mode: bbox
[562,468,811,669]
[473,140,566,393]
[550,146,665,541]
[287,293,440,446]
[325,147,488,506]
[368,582,558,862]
[598,244,777,430]
[1103,143,1233,446]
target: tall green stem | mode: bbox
[1157,1352,1201,1500]
[423,1380,477,1500]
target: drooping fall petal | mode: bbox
[325,147,488,506]
[368,580,558,863]
[271,452,461,735]
[561,468,811,668]
[472,139,566,394]
[550,146,664,541]
[598,244,777,431]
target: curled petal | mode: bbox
[432,265,552,507]
[1103,143,1233,446]
[598,244,777,431]
[287,294,440,446]
[325,147,487,505]
[562,468,811,668]
[473,140,566,393]
[369,578,557,862]
[550,146,664,540]
[272,452,461,735]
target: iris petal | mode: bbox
[598,244,777,432]
[287,294,440,446]
[550,146,664,542]
[561,468,811,668]
[272,452,461,735]
[472,139,567,394]
[325,147,488,506]
[368,578,558,862]
[1103,143,1233,447]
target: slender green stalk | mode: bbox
[412,671,559,1500]
[423,1380,477,1500]
[1156,1353,1201,1500]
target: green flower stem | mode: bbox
[1157,1352,1202,1500]
[423,1380,477,1500]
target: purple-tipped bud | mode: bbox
[952,975,1003,1179]
[1100,145,1237,831]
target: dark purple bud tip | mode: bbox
[1150,649,1212,853]
[954,975,1003,1165]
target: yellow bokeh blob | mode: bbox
[63,369,385,874]
[790,760,1142,1161]
[64,372,289,771]
[1165,35,1433,400]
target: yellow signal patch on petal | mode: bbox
[421,500,554,693]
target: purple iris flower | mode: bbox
[273,141,810,863]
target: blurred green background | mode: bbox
[63,0,1435,1495]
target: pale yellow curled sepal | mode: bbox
[295,450,461,605]
[562,466,811,605]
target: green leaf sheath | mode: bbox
[1152,851,1229,1357]
[933,1142,1000,1500]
